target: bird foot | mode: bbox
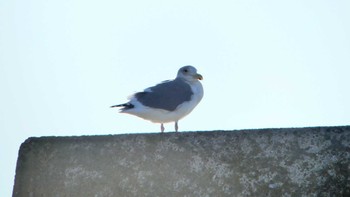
[161,124,165,133]
[175,121,178,132]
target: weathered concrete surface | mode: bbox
[13,126,350,197]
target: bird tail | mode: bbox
[110,103,134,110]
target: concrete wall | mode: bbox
[13,126,350,197]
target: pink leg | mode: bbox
[175,121,178,132]
[161,123,165,133]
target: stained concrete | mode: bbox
[13,126,350,197]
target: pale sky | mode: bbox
[1,0,350,195]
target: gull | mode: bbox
[111,65,204,132]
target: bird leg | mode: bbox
[175,121,178,132]
[161,123,165,133]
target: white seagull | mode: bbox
[111,65,204,132]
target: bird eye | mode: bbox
[183,69,188,73]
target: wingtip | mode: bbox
[110,103,134,109]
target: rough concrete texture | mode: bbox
[13,126,350,197]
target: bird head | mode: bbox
[177,65,203,82]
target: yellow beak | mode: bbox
[195,73,203,80]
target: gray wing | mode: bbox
[134,78,193,111]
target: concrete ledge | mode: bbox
[13,126,350,196]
